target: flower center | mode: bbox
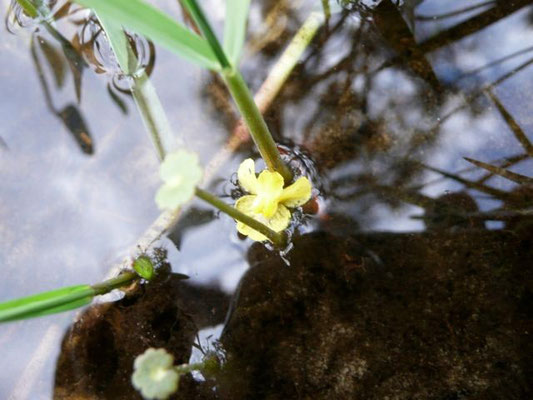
[252,192,280,218]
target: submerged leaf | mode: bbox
[37,35,66,88]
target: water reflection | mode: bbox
[0,0,532,398]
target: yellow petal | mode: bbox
[279,176,312,208]
[235,195,257,215]
[256,170,285,196]
[251,170,284,218]
[237,159,258,194]
[235,196,290,242]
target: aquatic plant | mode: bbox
[132,348,219,400]
[0,254,154,322]
[235,159,312,241]
[0,0,328,397]
[0,0,326,319]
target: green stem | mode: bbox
[180,0,292,182]
[222,68,293,182]
[180,0,230,69]
[174,362,206,374]
[91,271,139,295]
[131,72,169,161]
[195,188,287,247]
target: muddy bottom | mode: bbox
[54,227,532,399]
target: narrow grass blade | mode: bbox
[464,157,533,185]
[96,12,137,75]
[223,0,251,65]
[486,90,533,158]
[181,0,230,69]
[0,285,94,323]
[73,0,220,70]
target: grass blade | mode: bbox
[464,157,533,185]
[73,0,220,70]
[96,12,137,75]
[223,0,251,65]
[0,285,94,323]
[181,0,230,69]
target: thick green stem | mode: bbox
[180,0,292,182]
[222,68,293,182]
[91,271,139,295]
[195,188,287,247]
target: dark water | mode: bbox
[0,0,532,398]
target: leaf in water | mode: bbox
[66,33,86,103]
[223,0,251,65]
[37,35,66,88]
[52,1,73,21]
[73,0,220,70]
[57,104,94,154]
[97,12,138,75]
[107,82,128,114]
[0,284,94,323]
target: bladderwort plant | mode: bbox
[1,0,332,397]
[76,0,319,246]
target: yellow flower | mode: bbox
[235,159,312,242]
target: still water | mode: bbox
[0,0,531,398]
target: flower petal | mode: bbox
[237,158,258,194]
[235,196,290,242]
[155,182,195,210]
[279,176,312,208]
[256,170,284,196]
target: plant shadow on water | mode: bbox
[1,0,532,399]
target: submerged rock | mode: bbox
[54,268,197,400]
[219,230,531,399]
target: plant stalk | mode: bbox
[222,68,292,182]
[180,0,292,182]
[194,188,287,246]
[91,271,139,295]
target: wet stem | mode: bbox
[222,67,293,182]
[195,188,287,247]
[181,0,293,182]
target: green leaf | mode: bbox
[223,0,251,65]
[0,285,94,323]
[96,11,137,75]
[73,0,220,70]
